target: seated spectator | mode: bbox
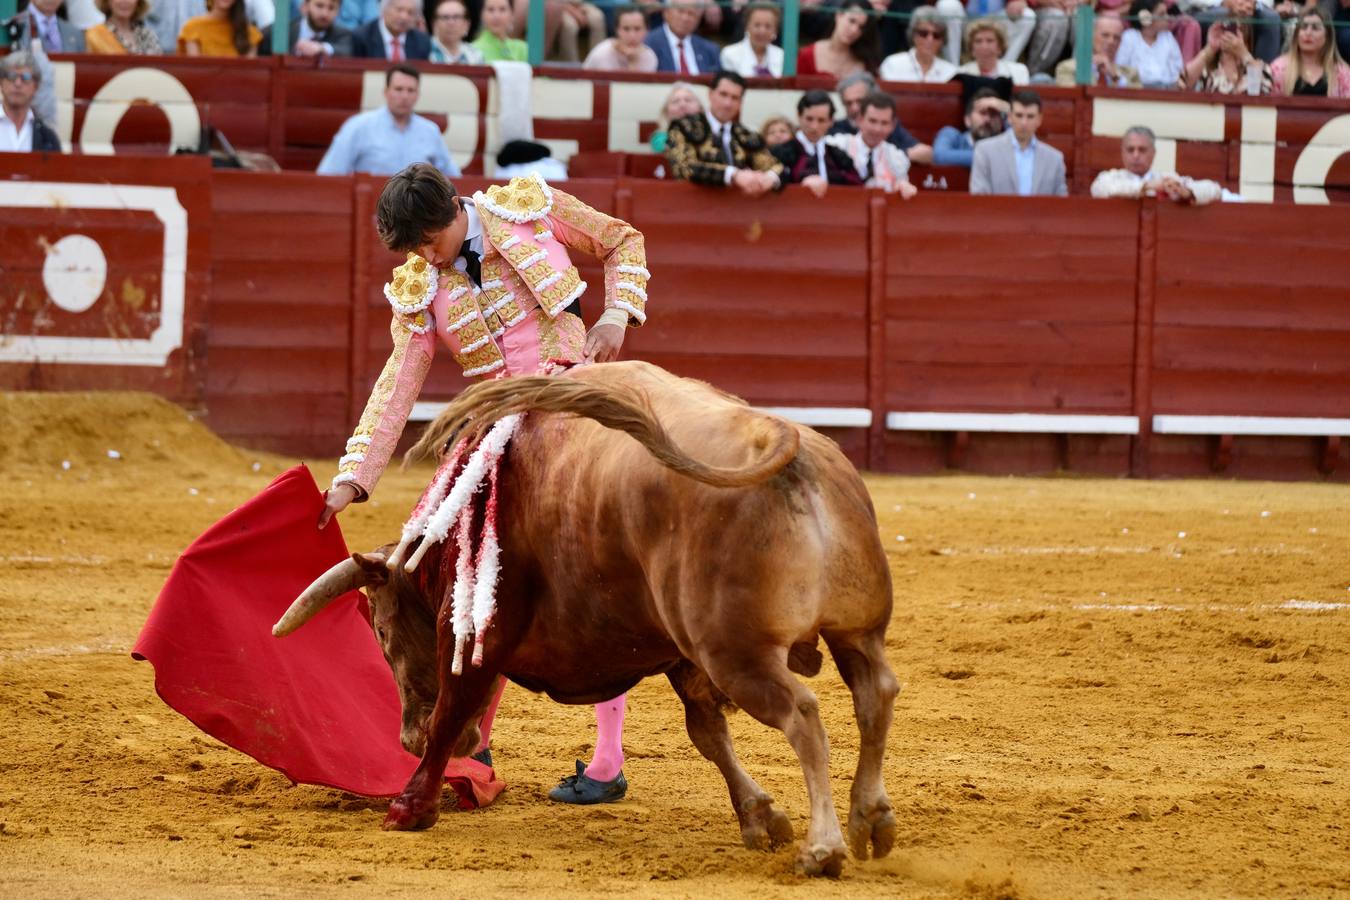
[352,0,429,58]
[495,139,568,180]
[1091,125,1225,202]
[649,81,702,152]
[1115,0,1185,87]
[1271,9,1350,96]
[317,64,460,176]
[260,0,352,56]
[585,4,658,71]
[86,0,163,53]
[1026,0,1080,77]
[645,0,721,74]
[772,89,865,197]
[1,51,61,154]
[1334,0,1350,63]
[720,2,785,77]
[16,0,89,53]
[1180,17,1272,92]
[179,0,261,55]
[760,114,794,147]
[797,0,881,79]
[428,0,484,64]
[1190,0,1281,63]
[1055,12,1141,85]
[879,6,958,82]
[970,89,1067,195]
[932,85,1008,167]
[663,69,783,197]
[935,0,1036,66]
[826,91,918,197]
[829,71,934,164]
[472,0,526,60]
[958,18,1031,83]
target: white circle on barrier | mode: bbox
[43,235,108,314]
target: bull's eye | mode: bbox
[376,627,387,643]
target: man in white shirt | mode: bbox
[826,93,918,198]
[1090,126,1229,203]
[1,52,60,154]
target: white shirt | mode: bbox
[0,108,35,153]
[665,27,699,75]
[879,50,957,84]
[379,18,406,59]
[1115,29,1183,87]
[719,38,783,77]
[794,130,828,180]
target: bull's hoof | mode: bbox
[847,803,897,860]
[382,797,440,831]
[738,797,794,851]
[795,842,847,878]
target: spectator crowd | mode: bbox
[4,0,1348,196]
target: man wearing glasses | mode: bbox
[429,0,484,63]
[1,52,60,155]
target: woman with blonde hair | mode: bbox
[1270,9,1350,97]
[760,114,794,147]
[649,82,704,153]
[179,0,261,56]
[85,0,162,54]
[879,6,958,83]
[957,18,1030,83]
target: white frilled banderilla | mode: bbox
[387,413,522,675]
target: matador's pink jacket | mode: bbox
[333,173,650,497]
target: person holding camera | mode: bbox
[1180,15,1273,92]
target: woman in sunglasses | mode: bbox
[879,6,959,81]
[1270,9,1350,96]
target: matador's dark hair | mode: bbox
[376,163,460,253]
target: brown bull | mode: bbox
[275,361,897,877]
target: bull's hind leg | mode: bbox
[384,663,500,831]
[703,652,848,877]
[825,628,899,861]
[666,661,794,851]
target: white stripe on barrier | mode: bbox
[1152,415,1350,437]
[886,412,1140,435]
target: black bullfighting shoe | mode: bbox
[548,760,627,805]
[471,747,493,768]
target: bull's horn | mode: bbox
[272,557,369,637]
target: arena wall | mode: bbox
[1,156,1347,481]
[37,55,1350,203]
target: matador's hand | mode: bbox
[584,323,625,363]
[319,482,359,529]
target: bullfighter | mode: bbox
[320,163,650,804]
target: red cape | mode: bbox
[133,464,504,807]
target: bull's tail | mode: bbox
[407,374,799,489]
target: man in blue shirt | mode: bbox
[932,87,1008,168]
[969,89,1066,196]
[317,65,460,177]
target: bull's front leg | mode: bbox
[384,662,501,831]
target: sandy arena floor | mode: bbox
[1,392,1348,899]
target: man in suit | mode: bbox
[1,51,61,154]
[352,0,431,59]
[970,90,1067,197]
[1053,13,1140,87]
[12,0,87,53]
[261,0,354,55]
[644,0,721,74]
[773,89,864,199]
[664,69,783,197]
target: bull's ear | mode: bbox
[353,552,390,587]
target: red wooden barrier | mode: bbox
[3,157,1347,479]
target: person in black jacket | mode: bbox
[771,89,864,198]
[1,51,61,154]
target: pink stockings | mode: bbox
[474,680,628,782]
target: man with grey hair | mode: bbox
[645,0,721,74]
[1,52,61,154]
[827,71,933,165]
[352,0,431,58]
[1090,126,1226,204]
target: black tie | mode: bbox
[459,242,481,286]
[865,150,875,180]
